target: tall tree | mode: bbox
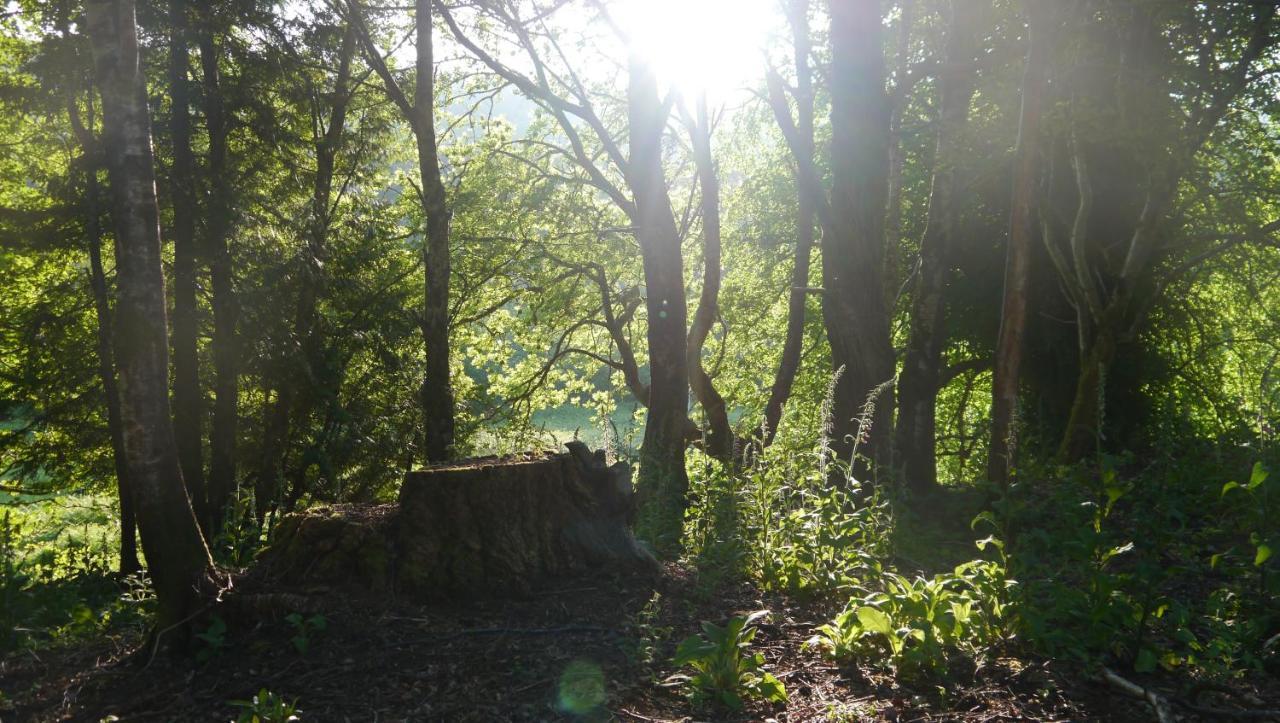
[255,23,358,522]
[824,0,896,478]
[894,0,987,493]
[1047,3,1277,461]
[67,86,141,575]
[197,7,239,535]
[987,0,1051,487]
[683,93,732,462]
[759,0,816,449]
[167,0,206,521]
[349,0,455,463]
[629,54,691,551]
[438,2,692,550]
[85,0,216,634]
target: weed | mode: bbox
[285,613,326,654]
[670,610,787,710]
[230,688,300,723]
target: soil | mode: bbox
[7,562,1268,722]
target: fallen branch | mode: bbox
[1102,667,1175,723]
[1103,667,1280,721]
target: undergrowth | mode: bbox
[679,432,1279,687]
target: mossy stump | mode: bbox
[259,442,656,597]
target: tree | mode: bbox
[894,0,987,493]
[348,0,455,463]
[85,0,216,635]
[197,4,240,535]
[254,21,359,521]
[682,93,732,463]
[67,83,141,575]
[987,0,1051,487]
[167,0,206,522]
[1044,3,1277,461]
[775,0,896,480]
[758,0,817,450]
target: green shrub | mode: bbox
[807,558,1012,680]
[671,610,787,710]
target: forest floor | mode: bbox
[7,565,1271,722]
[3,489,1278,722]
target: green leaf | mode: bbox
[1255,544,1272,567]
[1135,647,1158,673]
[673,636,717,666]
[1248,462,1268,490]
[855,606,894,637]
[719,688,744,710]
[756,672,788,703]
[1221,481,1240,497]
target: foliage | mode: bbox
[670,610,787,710]
[807,559,1012,681]
[285,613,327,655]
[682,437,893,597]
[0,497,152,652]
[999,454,1280,677]
[230,689,301,723]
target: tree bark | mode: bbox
[629,55,690,555]
[685,94,733,463]
[895,0,985,493]
[86,0,215,635]
[413,0,455,463]
[760,0,816,449]
[167,0,206,523]
[198,17,239,537]
[1059,319,1118,462]
[71,101,141,575]
[987,0,1050,487]
[883,0,913,310]
[825,0,896,479]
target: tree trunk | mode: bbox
[895,0,984,493]
[629,55,690,555]
[198,21,239,537]
[883,0,913,310]
[685,94,733,463]
[413,0,455,463]
[255,385,290,523]
[81,138,141,575]
[825,0,896,479]
[760,0,816,449]
[167,0,206,523]
[86,0,215,636]
[1059,320,1118,462]
[987,0,1050,487]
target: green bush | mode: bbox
[807,558,1012,680]
[671,610,787,710]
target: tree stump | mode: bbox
[258,443,657,597]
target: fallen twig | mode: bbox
[1102,667,1175,723]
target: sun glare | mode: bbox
[611,0,780,100]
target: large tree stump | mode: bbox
[258,443,657,597]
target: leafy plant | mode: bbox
[671,610,787,710]
[285,613,326,654]
[807,559,1011,680]
[230,689,300,723]
[1221,462,1273,570]
[196,616,229,663]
